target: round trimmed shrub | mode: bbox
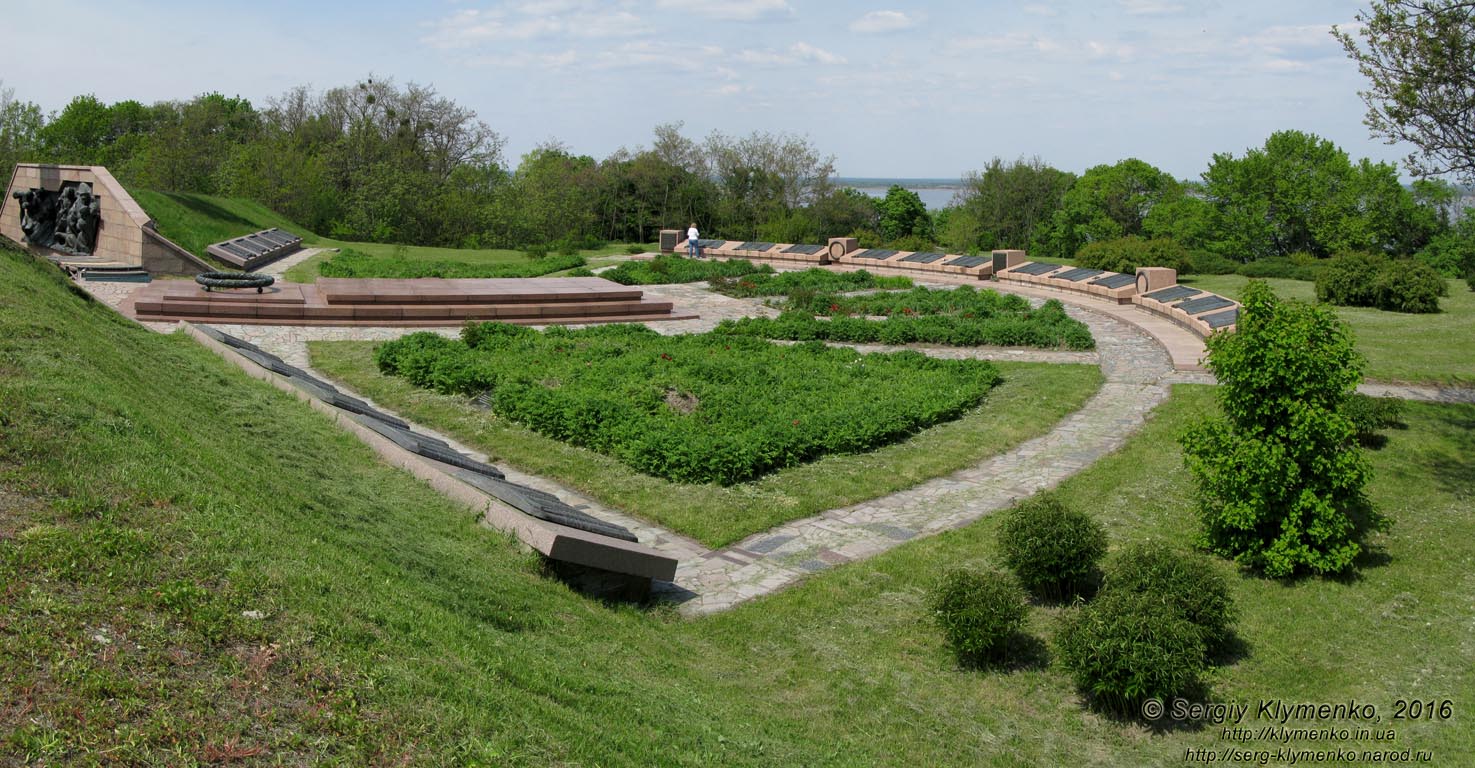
[1101,542,1236,652]
[929,568,1029,661]
[1056,590,1206,715]
[1075,236,1190,274]
[1371,260,1446,313]
[997,494,1108,601]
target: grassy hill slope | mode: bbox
[2,241,1472,765]
[128,190,320,259]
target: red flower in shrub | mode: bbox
[792,419,800,426]
[660,353,672,361]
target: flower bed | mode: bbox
[715,285,1095,350]
[375,323,1002,485]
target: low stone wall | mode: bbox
[1,163,211,276]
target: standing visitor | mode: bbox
[687,222,701,258]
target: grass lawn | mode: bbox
[4,242,1471,765]
[314,337,1102,547]
[1182,274,1475,386]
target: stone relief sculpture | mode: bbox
[10,182,103,255]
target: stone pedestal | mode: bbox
[659,229,681,253]
[991,249,1027,274]
[1135,266,1177,293]
[826,236,857,264]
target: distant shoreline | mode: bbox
[834,177,965,190]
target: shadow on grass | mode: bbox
[955,631,1051,674]
[162,192,256,228]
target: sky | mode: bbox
[1,0,1412,180]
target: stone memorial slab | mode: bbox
[782,244,825,255]
[1143,285,1202,302]
[901,251,946,263]
[735,241,775,252]
[1201,308,1239,329]
[855,248,898,260]
[946,255,989,268]
[1090,273,1137,289]
[1013,261,1064,275]
[1176,295,1235,315]
[1055,267,1105,282]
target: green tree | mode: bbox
[1181,281,1385,577]
[1201,130,1422,260]
[877,185,931,243]
[0,82,43,176]
[38,94,114,165]
[1040,158,1184,259]
[948,156,1074,253]
[1335,1,1475,182]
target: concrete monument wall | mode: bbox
[1,164,210,276]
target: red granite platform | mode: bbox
[127,276,696,326]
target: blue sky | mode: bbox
[4,0,1406,180]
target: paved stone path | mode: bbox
[73,269,1475,615]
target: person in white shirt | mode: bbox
[687,222,701,258]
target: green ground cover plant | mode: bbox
[313,339,1101,546]
[706,267,912,297]
[716,286,1095,350]
[376,323,1003,486]
[1182,273,1475,384]
[316,247,585,279]
[3,244,1471,763]
[597,254,774,285]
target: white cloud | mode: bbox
[1240,24,1343,57]
[849,10,917,34]
[421,3,643,49]
[949,32,1061,55]
[653,0,794,22]
[736,41,845,66]
[1120,0,1185,15]
[1021,4,1059,16]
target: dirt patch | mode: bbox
[663,388,700,414]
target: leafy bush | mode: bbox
[563,267,596,277]
[525,244,549,258]
[1074,236,1190,274]
[929,568,1029,661]
[375,324,1002,485]
[717,287,1095,350]
[1371,260,1447,313]
[625,244,647,255]
[599,255,773,285]
[996,494,1108,601]
[318,248,584,279]
[1100,542,1236,652]
[1237,257,1319,281]
[1318,251,1445,313]
[708,268,911,298]
[1182,281,1384,577]
[1056,590,1207,716]
[1185,251,1238,275]
[1316,251,1384,307]
[1343,393,1404,446]
[888,234,938,253]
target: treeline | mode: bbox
[0,77,861,249]
[2,78,1470,277]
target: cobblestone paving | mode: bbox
[72,269,1475,615]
